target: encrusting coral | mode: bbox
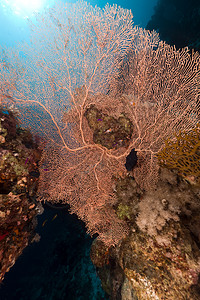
[90,122,200,298]
[0,108,42,282]
[91,166,200,299]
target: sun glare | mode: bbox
[1,0,54,18]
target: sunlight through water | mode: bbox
[1,0,55,18]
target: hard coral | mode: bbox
[0,108,42,283]
[84,105,133,150]
[0,110,18,140]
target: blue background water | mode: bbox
[0,0,158,47]
[0,1,158,299]
[0,204,107,299]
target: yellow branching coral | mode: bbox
[157,123,200,177]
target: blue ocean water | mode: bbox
[0,205,108,300]
[0,0,158,47]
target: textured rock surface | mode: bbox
[91,168,200,299]
[0,108,42,282]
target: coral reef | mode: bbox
[91,167,200,299]
[84,104,133,150]
[1,1,200,296]
[119,225,200,299]
[1,1,199,246]
[0,108,42,282]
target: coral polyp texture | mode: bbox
[157,123,200,181]
[1,1,200,245]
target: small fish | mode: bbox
[125,148,138,171]
[105,128,112,133]
[51,214,57,221]
[25,157,29,164]
[42,219,48,227]
[29,204,35,209]
[97,119,102,121]
[43,169,49,171]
